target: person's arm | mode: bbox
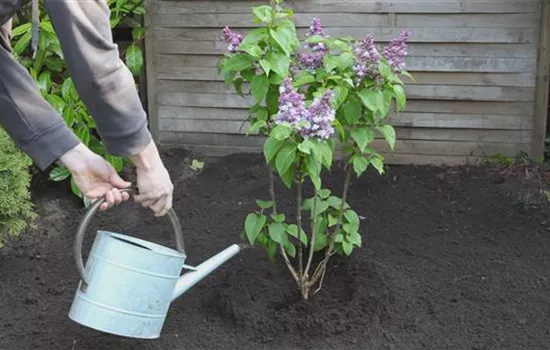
[44,1,173,216]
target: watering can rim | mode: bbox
[74,188,186,285]
[97,230,187,259]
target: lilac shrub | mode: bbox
[218,0,413,299]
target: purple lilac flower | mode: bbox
[297,52,325,70]
[301,90,335,140]
[382,30,411,73]
[275,77,310,128]
[275,77,335,140]
[221,26,243,52]
[353,34,380,82]
[296,18,328,70]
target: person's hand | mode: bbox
[129,140,173,217]
[59,143,131,211]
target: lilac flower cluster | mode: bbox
[275,78,335,140]
[297,18,328,70]
[382,30,411,73]
[221,26,243,52]
[300,90,335,140]
[353,35,380,82]
[352,30,411,84]
[275,78,310,128]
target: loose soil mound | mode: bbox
[0,150,549,350]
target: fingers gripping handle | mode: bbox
[74,188,185,285]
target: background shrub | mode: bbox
[0,127,36,248]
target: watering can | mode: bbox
[68,188,244,339]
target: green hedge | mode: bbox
[0,127,36,247]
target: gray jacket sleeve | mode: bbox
[0,0,151,171]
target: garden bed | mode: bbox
[0,149,549,350]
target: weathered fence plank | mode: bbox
[154,1,541,14]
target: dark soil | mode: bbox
[1,149,549,350]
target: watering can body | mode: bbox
[68,189,243,339]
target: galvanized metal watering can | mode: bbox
[68,189,243,339]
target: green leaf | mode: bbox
[351,128,375,152]
[342,95,362,125]
[244,213,266,245]
[393,85,407,111]
[353,155,369,177]
[313,199,330,216]
[333,86,348,110]
[335,233,344,242]
[268,222,288,245]
[11,23,31,37]
[342,241,353,255]
[284,241,296,258]
[377,125,396,150]
[313,232,328,252]
[347,232,362,247]
[253,5,273,23]
[270,19,298,55]
[131,27,145,41]
[241,68,256,82]
[371,156,385,174]
[311,140,333,169]
[270,124,292,141]
[240,43,262,58]
[266,51,290,77]
[318,189,331,199]
[250,74,269,103]
[233,78,244,96]
[256,200,274,209]
[344,209,360,233]
[286,224,308,246]
[281,164,295,188]
[248,120,266,134]
[49,166,71,181]
[293,73,315,87]
[271,213,286,223]
[334,118,346,142]
[327,196,347,210]
[241,28,267,46]
[380,89,393,117]
[306,155,322,190]
[328,214,338,227]
[62,108,75,128]
[13,30,31,55]
[76,128,90,146]
[61,78,77,102]
[298,139,314,154]
[125,44,143,75]
[263,138,284,164]
[267,240,278,261]
[259,59,271,75]
[359,88,383,113]
[266,84,280,115]
[45,94,65,115]
[221,53,255,73]
[37,71,52,94]
[378,61,392,79]
[275,144,297,177]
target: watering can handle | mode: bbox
[74,188,185,285]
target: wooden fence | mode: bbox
[144,0,550,165]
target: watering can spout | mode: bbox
[172,244,245,301]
